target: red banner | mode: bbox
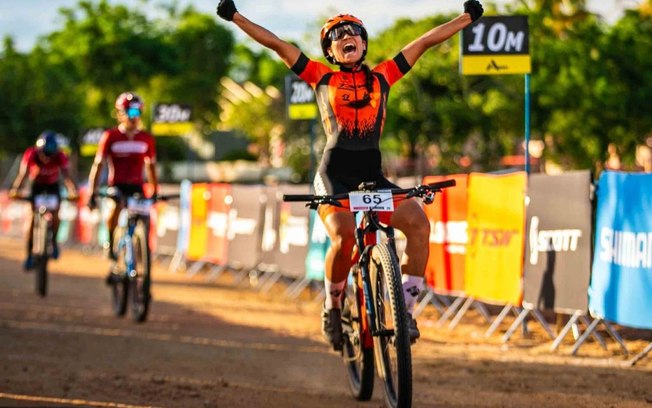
[423,174,469,295]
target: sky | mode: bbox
[0,0,644,52]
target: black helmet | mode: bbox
[35,131,59,157]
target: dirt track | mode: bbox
[0,236,650,408]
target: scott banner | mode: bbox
[464,172,526,305]
[423,174,468,295]
[589,171,652,329]
[522,171,593,313]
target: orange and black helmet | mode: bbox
[320,14,368,65]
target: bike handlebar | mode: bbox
[282,179,456,207]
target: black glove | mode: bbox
[216,0,238,21]
[87,195,97,210]
[464,0,484,22]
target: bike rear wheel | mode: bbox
[341,265,374,401]
[111,227,129,317]
[130,219,151,323]
[370,242,412,408]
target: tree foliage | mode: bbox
[1,0,650,178]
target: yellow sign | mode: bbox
[461,16,531,76]
[464,172,527,305]
[461,55,531,75]
[81,144,98,157]
[152,122,194,136]
[288,104,319,121]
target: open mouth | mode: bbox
[343,44,357,55]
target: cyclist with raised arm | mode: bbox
[87,92,158,283]
[216,0,483,350]
[9,131,78,270]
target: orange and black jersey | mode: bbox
[291,52,411,152]
[292,52,411,195]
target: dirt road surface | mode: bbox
[0,236,650,408]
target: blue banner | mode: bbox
[589,171,652,329]
[305,211,329,281]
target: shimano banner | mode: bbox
[522,171,593,313]
[589,171,652,329]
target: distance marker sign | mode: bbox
[151,103,193,136]
[285,75,318,120]
[460,16,531,75]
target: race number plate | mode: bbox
[34,194,59,210]
[348,191,394,212]
[127,197,153,215]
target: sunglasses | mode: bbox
[328,24,363,41]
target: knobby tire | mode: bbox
[130,219,151,323]
[34,216,50,297]
[342,265,374,400]
[111,227,129,317]
[370,242,412,408]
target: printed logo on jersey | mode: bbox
[111,140,149,155]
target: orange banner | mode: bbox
[464,172,526,305]
[186,183,209,261]
[423,174,468,295]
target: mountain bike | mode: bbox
[97,188,177,323]
[283,179,455,408]
[13,192,76,297]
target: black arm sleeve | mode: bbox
[394,52,412,75]
[290,53,310,76]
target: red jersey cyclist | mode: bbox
[87,92,158,280]
[216,0,483,349]
[9,131,78,270]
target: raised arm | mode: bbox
[401,0,483,67]
[216,0,301,68]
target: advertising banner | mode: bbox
[186,183,209,261]
[589,171,652,329]
[423,174,468,295]
[464,172,527,305]
[176,180,192,255]
[154,184,181,256]
[305,211,330,281]
[274,184,311,278]
[227,184,264,270]
[205,183,231,265]
[259,185,279,266]
[522,171,593,313]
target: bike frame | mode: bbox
[117,208,149,279]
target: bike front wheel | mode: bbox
[130,219,151,323]
[370,242,412,408]
[111,227,129,317]
[341,265,374,401]
[33,216,51,297]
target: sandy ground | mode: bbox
[0,236,650,408]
